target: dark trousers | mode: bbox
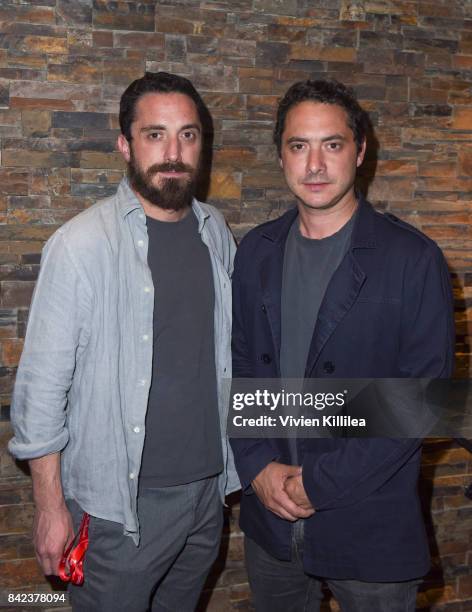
[67,476,222,612]
[245,522,421,612]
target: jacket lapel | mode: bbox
[256,199,377,378]
[305,252,366,376]
[260,248,284,376]
[259,208,298,377]
[305,197,377,376]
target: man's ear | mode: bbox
[356,138,367,168]
[117,134,131,163]
[279,156,284,169]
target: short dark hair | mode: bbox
[273,79,368,156]
[119,71,209,141]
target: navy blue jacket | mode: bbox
[230,197,455,581]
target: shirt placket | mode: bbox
[126,209,154,526]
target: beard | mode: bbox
[127,150,198,212]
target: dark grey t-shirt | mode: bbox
[280,213,355,380]
[139,210,223,488]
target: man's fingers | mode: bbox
[33,507,75,576]
[263,493,314,520]
[252,462,314,521]
[283,474,315,514]
[274,490,312,519]
[36,548,63,576]
[36,555,50,575]
[272,508,299,521]
[267,500,299,521]
[36,554,55,576]
[284,465,303,477]
[280,492,314,518]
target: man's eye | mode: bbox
[182,131,196,140]
[148,132,161,140]
[290,143,305,151]
[326,142,341,150]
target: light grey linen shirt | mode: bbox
[9,178,240,544]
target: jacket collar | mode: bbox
[350,194,377,250]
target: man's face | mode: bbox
[279,101,366,212]
[118,92,202,211]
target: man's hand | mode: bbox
[251,462,315,521]
[284,474,314,512]
[29,453,74,576]
[33,507,75,576]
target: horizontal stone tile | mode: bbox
[78,151,124,169]
[93,1,155,32]
[10,98,74,112]
[57,0,93,25]
[3,150,73,168]
[253,0,297,14]
[0,281,35,309]
[155,15,195,35]
[452,107,472,130]
[47,59,103,83]
[0,5,55,25]
[52,111,109,130]
[290,44,356,62]
[114,31,164,50]
[11,80,101,101]
[0,169,29,195]
[1,338,24,367]
[256,41,289,66]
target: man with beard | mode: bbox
[9,72,239,611]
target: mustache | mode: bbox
[146,162,194,175]
[300,172,330,183]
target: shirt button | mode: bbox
[138,379,146,386]
[142,334,149,341]
[144,286,151,293]
[137,240,144,247]
[133,426,141,434]
[129,472,136,480]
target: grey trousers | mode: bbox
[66,476,223,612]
[245,522,422,612]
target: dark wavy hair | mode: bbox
[274,79,369,156]
[119,71,210,141]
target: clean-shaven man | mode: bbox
[9,71,239,612]
[231,79,454,611]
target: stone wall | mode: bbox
[0,1,471,610]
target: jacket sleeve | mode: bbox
[302,242,455,510]
[8,231,92,460]
[230,243,279,491]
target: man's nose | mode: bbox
[164,136,182,162]
[307,147,326,174]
